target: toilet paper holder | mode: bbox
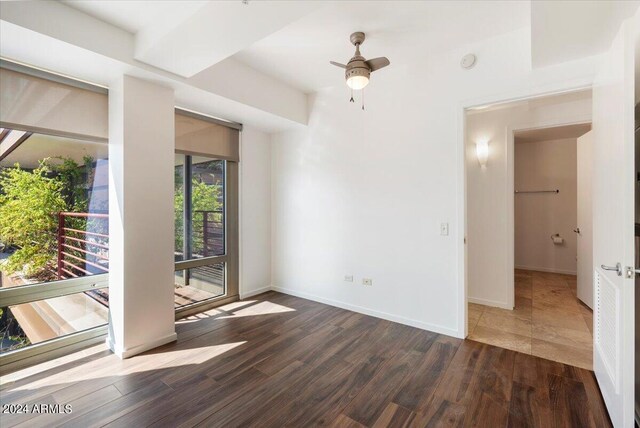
[550,234,564,245]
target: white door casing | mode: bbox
[577,130,594,309]
[592,12,638,428]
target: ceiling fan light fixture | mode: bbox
[346,75,369,90]
[345,65,370,90]
[330,32,389,99]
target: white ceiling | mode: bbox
[531,0,639,68]
[8,1,635,131]
[514,123,592,144]
[62,1,322,77]
[0,1,310,132]
[62,1,530,93]
[57,1,637,93]
[232,1,530,93]
[60,1,207,35]
[0,132,108,169]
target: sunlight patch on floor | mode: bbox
[2,299,295,389]
[0,343,108,386]
[218,301,296,319]
[9,341,246,391]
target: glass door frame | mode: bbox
[173,153,239,318]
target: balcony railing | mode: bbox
[193,210,224,257]
[56,210,224,278]
[1,210,226,362]
[56,212,109,280]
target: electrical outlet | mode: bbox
[440,222,449,236]
[362,278,372,286]
[344,275,353,282]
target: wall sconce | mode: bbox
[476,139,489,167]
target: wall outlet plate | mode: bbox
[344,275,353,282]
[362,278,372,286]
[440,223,449,236]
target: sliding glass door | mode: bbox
[174,154,238,311]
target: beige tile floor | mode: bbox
[468,269,593,370]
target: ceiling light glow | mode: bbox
[346,75,369,90]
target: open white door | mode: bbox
[577,130,594,308]
[592,13,638,428]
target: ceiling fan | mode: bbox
[330,32,390,106]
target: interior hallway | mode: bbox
[468,269,593,369]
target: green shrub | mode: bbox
[0,160,66,278]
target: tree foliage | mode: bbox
[55,155,94,212]
[0,160,66,277]
[0,157,92,279]
[174,177,222,256]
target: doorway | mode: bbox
[465,90,595,369]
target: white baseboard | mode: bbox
[240,285,273,299]
[515,265,577,276]
[467,296,513,310]
[106,332,177,359]
[272,286,462,338]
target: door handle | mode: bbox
[601,262,622,276]
[573,228,581,234]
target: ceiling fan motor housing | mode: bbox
[345,36,370,83]
[345,63,371,82]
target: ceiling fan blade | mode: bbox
[366,57,390,72]
[329,61,347,69]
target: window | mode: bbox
[174,154,236,308]
[173,110,240,313]
[0,129,109,354]
[0,133,238,356]
[0,65,240,373]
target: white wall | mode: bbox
[239,127,272,298]
[514,138,578,275]
[466,98,590,309]
[271,27,601,337]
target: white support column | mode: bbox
[107,75,177,358]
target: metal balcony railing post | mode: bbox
[57,212,64,280]
[203,211,209,257]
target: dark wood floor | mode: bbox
[0,291,611,427]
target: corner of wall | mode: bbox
[467,296,513,310]
[240,285,273,300]
[238,127,274,298]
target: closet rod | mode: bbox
[514,189,559,194]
